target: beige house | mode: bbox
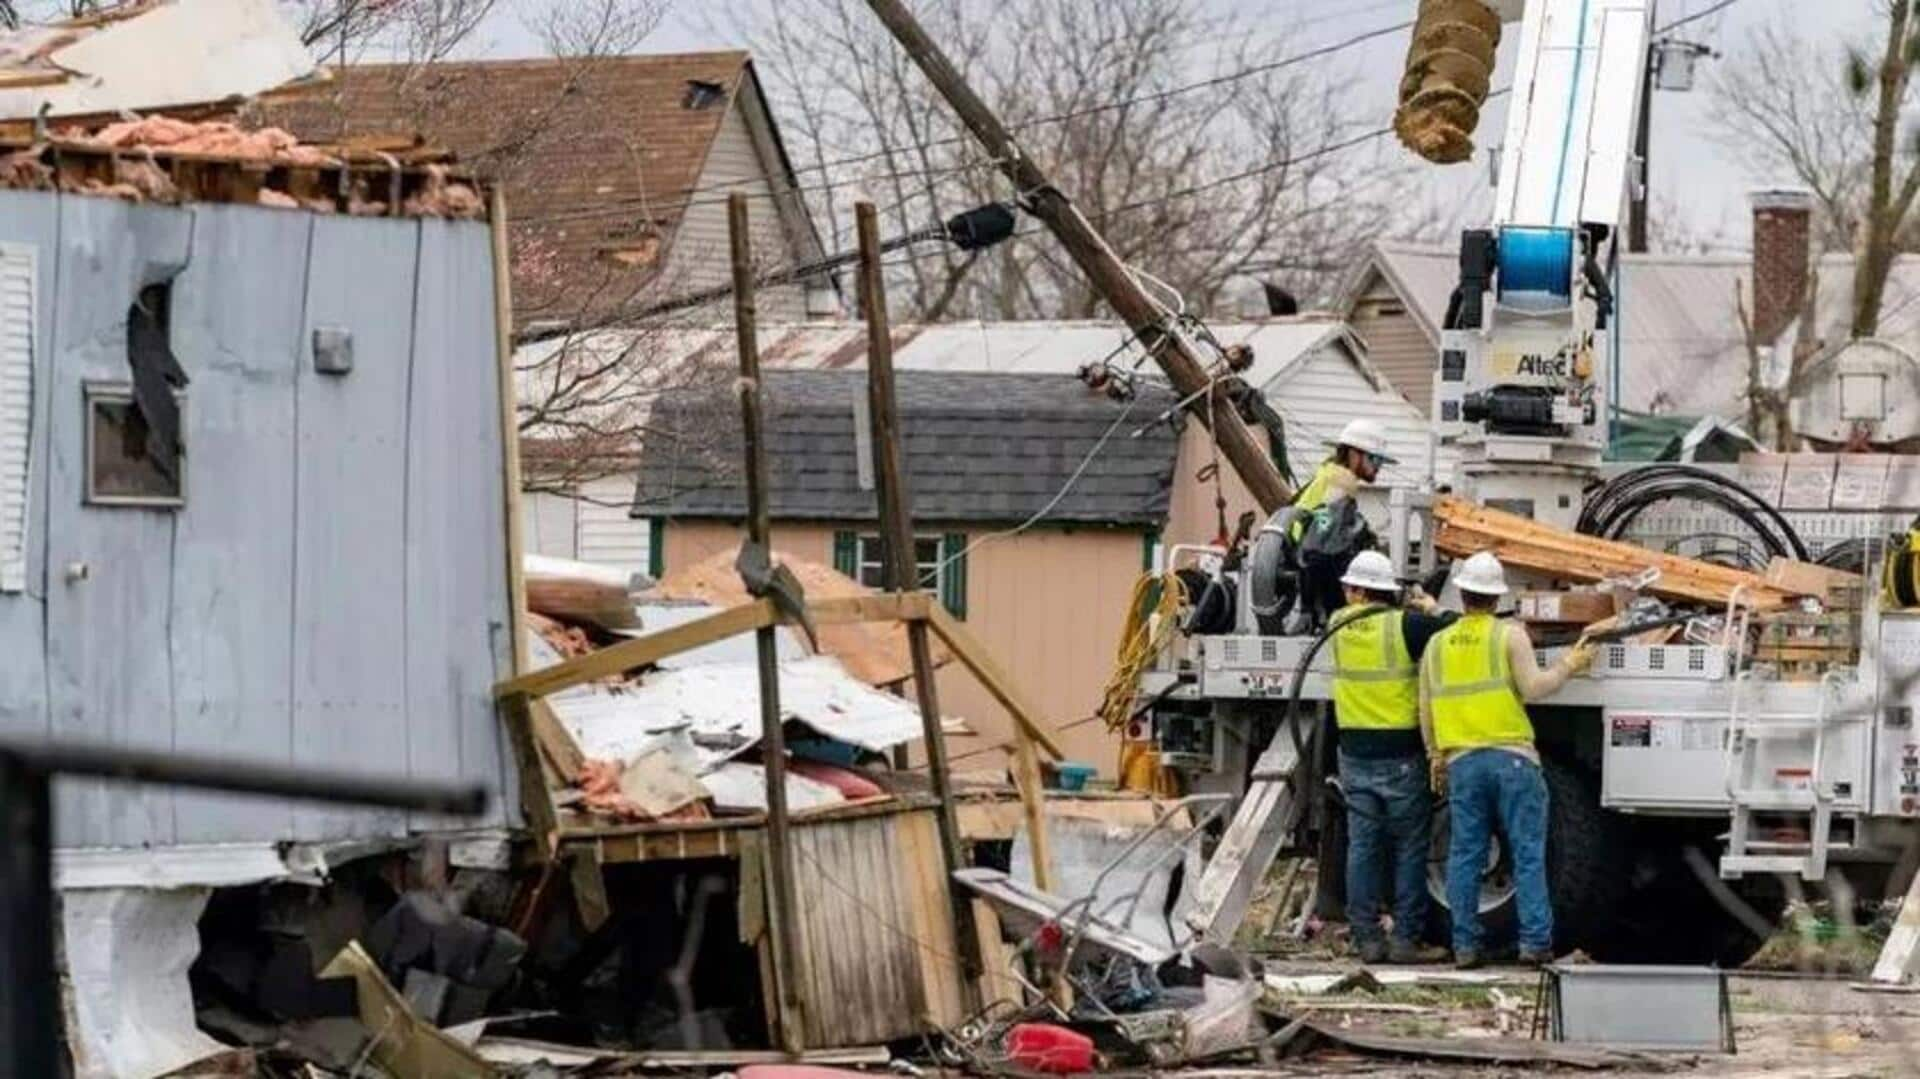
[629,317,1443,772]
[637,369,1179,771]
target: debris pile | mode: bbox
[526,553,932,825]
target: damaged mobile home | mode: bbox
[0,18,516,1076]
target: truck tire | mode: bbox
[1592,843,1786,967]
[1422,756,1629,954]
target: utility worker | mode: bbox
[1417,552,1596,969]
[1330,550,1456,964]
[1290,418,1395,540]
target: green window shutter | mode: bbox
[941,532,968,619]
[833,530,859,577]
[1141,528,1160,572]
[647,518,665,580]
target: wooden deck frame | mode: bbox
[492,590,1065,887]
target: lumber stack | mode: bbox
[1431,495,1797,609]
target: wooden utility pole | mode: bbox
[860,0,1293,513]
[731,194,806,1054]
[856,206,995,993]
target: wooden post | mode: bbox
[488,185,530,677]
[855,202,984,985]
[731,193,806,1054]
[858,0,1292,514]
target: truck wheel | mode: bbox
[1592,844,1787,967]
[1422,756,1628,954]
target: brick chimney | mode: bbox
[1749,188,1815,345]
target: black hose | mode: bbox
[1577,465,1808,562]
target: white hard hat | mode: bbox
[1330,418,1397,463]
[1340,550,1399,593]
[1455,551,1509,596]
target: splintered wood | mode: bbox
[1432,495,1796,609]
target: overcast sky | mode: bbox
[470,0,1882,253]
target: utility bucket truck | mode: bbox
[1130,0,1920,973]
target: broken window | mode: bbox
[87,280,189,506]
[681,80,724,109]
[85,383,184,507]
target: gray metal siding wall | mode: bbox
[0,190,514,848]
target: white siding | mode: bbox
[522,490,577,560]
[577,475,651,574]
[1260,344,1455,494]
[520,477,652,578]
[663,94,809,320]
[0,244,30,593]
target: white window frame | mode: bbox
[83,380,186,509]
[855,533,945,595]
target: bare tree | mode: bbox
[717,0,1415,321]
[1734,265,1822,450]
[1710,22,1872,256]
[1846,0,1920,338]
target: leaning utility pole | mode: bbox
[861,0,1294,513]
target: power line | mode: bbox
[1655,0,1744,34]
[517,18,1416,231]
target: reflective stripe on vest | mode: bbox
[1423,613,1534,750]
[1330,604,1417,731]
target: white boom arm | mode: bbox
[1433,0,1652,528]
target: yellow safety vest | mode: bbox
[1290,460,1354,540]
[1330,604,1418,731]
[1423,613,1535,751]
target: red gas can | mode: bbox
[1005,1021,1096,1074]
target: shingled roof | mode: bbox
[259,52,784,324]
[634,370,1179,526]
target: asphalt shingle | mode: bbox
[634,370,1179,526]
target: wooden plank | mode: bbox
[495,598,778,698]
[924,604,1068,759]
[566,843,611,932]
[1432,495,1793,609]
[1872,856,1920,984]
[1010,728,1056,893]
[499,692,562,855]
[489,186,530,678]
[528,696,585,784]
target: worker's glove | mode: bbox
[1562,641,1597,675]
[1407,586,1439,614]
[1428,755,1449,796]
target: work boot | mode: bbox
[1354,938,1388,964]
[1453,950,1483,971]
[1388,940,1449,965]
[1517,948,1556,968]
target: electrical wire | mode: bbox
[1655,0,1745,34]
[516,18,1418,231]
[1576,465,1809,561]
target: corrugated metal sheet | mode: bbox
[0,191,514,851]
[547,654,921,770]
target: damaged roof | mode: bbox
[635,368,1180,526]
[260,51,807,324]
[0,0,318,120]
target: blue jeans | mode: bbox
[1339,750,1433,947]
[1446,749,1552,955]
